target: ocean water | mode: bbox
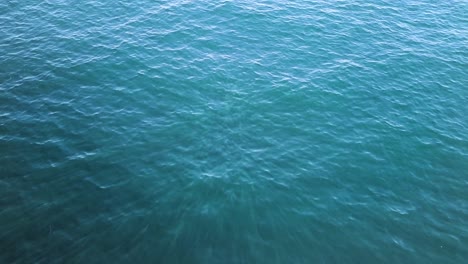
[1,0,467,263]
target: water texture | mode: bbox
[1,0,467,263]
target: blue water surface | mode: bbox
[1,0,467,263]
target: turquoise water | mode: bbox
[1,0,467,263]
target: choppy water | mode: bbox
[1,0,467,263]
